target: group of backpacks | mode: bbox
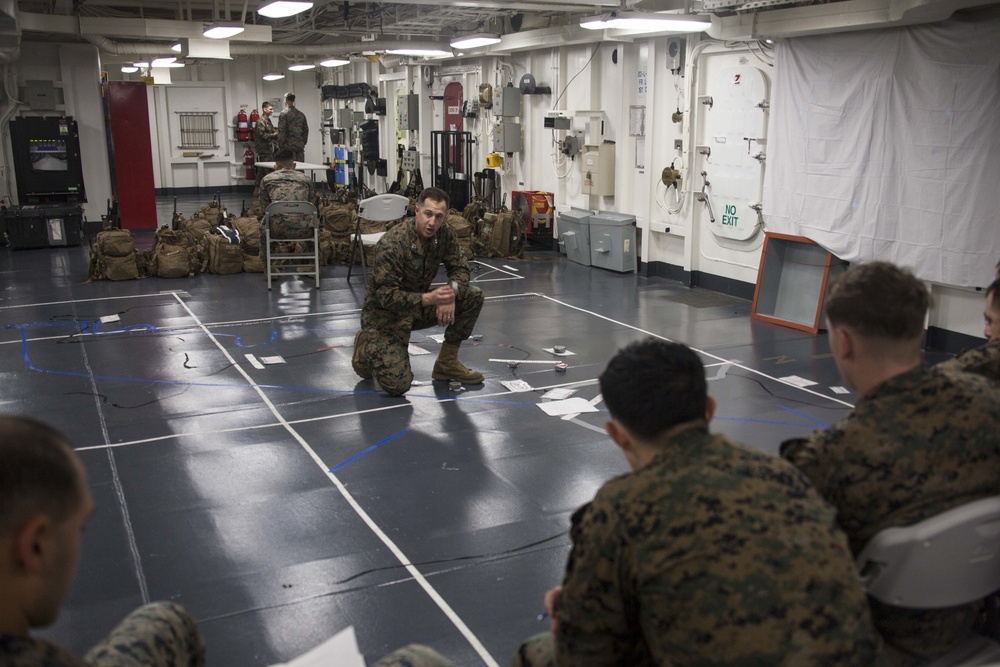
[86,195,529,282]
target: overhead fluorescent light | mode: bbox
[121,65,139,73]
[134,61,150,68]
[262,72,286,81]
[257,1,313,18]
[449,33,501,50]
[288,63,316,71]
[171,42,182,52]
[320,58,350,67]
[386,48,452,57]
[151,57,176,67]
[580,12,710,33]
[203,21,246,39]
[166,62,186,68]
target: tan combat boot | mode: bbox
[432,341,484,384]
[352,330,372,379]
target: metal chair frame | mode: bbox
[262,201,321,290]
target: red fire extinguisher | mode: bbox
[244,147,255,180]
[237,109,249,141]
[249,109,259,141]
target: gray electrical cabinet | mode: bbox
[558,208,592,266]
[493,122,521,153]
[495,86,521,117]
[589,211,636,273]
[399,93,420,130]
[337,107,354,129]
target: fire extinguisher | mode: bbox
[237,109,249,141]
[244,147,255,180]
[249,108,259,141]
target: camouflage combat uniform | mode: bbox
[259,168,314,240]
[278,105,308,162]
[356,219,484,396]
[937,337,1000,383]
[782,365,1000,664]
[372,644,456,667]
[254,113,278,192]
[517,429,885,667]
[0,601,204,666]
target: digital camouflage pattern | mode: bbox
[782,365,1000,662]
[0,601,204,666]
[937,337,1000,383]
[371,644,456,667]
[254,113,278,191]
[259,168,314,239]
[523,429,885,667]
[278,105,308,161]
[355,219,483,396]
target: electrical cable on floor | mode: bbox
[725,370,851,410]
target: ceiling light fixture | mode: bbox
[121,65,139,73]
[257,1,313,18]
[320,58,350,67]
[288,62,316,71]
[580,11,710,33]
[203,21,246,39]
[171,42,182,52]
[151,57,177,67]
[134,61,150,68]
[263,72,286,81]
[386,48,452,57]
[449,32,501,50]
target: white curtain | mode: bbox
[763,14,1000,287]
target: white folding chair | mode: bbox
[347,193,409,283]
[262,201,321,290]
[857,495,1000,666]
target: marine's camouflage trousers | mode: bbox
[512,632,555,667]
[372,644,456,667]
[358,286,484,396]
[83,601,205,666]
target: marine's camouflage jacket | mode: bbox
[782,364,1000,661]
[254,115,277,160]
[556,428,885,667]
[362,218,470,328]
[937,337,1000,384]
[278,105,308,153]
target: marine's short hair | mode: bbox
[599,339,707,441]
[0,417,81,535]
[825,262,928,340]
[284,92,295,103]
[273,148,295,163]
[262,101,272,111]
[987,278,1000,303]
[417,187,450,210]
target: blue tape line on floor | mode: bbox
[775,403,829,428]
[330,429,409,472]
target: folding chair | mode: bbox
[262,201,321,290]
[347,193,409,283]
[857,495,1000,666]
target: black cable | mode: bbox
[725,369,852,410]
[552,45,600,108]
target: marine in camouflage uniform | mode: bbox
[254,102,278,194]
[353,188,484,396]
[372,644,456,667]
[782,366,1000,664]
[779,263,1000,665]
[937,278,1000,383]
[1,601,204,667]
[277,93,308,162]
[517,340,885,667]
[259,151,314,241]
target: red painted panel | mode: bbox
[106,82,157,230]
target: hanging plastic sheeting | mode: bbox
[762,13,1000,287]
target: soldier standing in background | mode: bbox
[253,101,277,196]
[277,92,308,162]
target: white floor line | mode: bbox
[170,293,499,667]
[534,293,856,409]
[79,335,149,604]
[0,292,172,311]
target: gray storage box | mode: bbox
[558,208,592,266]
[589,211,636,273]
